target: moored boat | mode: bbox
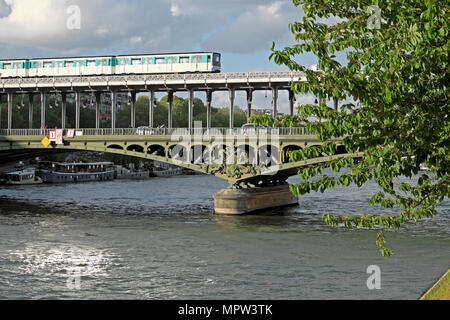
[152,166,183,177]
[36,161,115,183]
[4,168,43,185]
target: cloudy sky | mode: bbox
[0,0,322,113]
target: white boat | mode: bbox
[5,168,43,185]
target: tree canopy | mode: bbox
[253,0,449,256]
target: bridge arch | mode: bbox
[236,144,257,165]
[259,144,279,167]
[282,145,302,163]
[190,144,209,164]
[107,144,124,150]
[210,144,233,165]
[336,144,348,155]
[147,144,166,157]
[126,144,144,153]
[168,144,187,162]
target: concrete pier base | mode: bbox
[213,184,299,215]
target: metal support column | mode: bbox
[289,89,296,116]
[333,97,339,111]
[229,89,235,129]
[149,90,155,128]
[167,91,173,129]
[206,90,212,129]
[111,91,116,130]
[40,92,46,130]
[246,89,253,123]
[7,92,13,130]
[130,91,136,128]
[0,93,2,129]
[61,93,66,129]
[188,89,194,129]
[95,92,101,129]
[75,91,81,129]
[272,87,278,118]
[28,93,34,129]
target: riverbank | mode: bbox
[420,269,450,300]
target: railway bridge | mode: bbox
[0,71,350,214]
[0,126,359,214]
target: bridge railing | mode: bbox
[0,71,306,86]
[0,127,312,137]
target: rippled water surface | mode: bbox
[0,173,448,299]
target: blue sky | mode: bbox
[0,0,326,112]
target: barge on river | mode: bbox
[36,161,115,183]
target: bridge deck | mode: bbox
[0,71,306,92]
[0,128,353,185]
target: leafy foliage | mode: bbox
[254,0,449,257]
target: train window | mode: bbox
[4,63,11,69]
[43,62,52,68]
[54,61,63,68]
[102,59,109,66]
[118,58,127,65]
[155,58,165,64]
[179,56,189,64]
[192,55,202,63]
[131,59,141,65]
[66,61,73,67]
[76,60,84,67]
[213,54,221,66]
[167,56,177,64]
[144,58,153,64]
[87,60,96,67]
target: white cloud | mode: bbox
[0,0,303,57]
[0,0,11,18]
[201,1,301,53]
[169,2,181,17]
[129,36,142,46]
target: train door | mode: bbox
[77,60,83,76]
[55,60,61,76]
[207,55,211,72]
[13,62,19,77]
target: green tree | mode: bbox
[254,0,449,257]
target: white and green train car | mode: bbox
[28,56,116,77]
[115,52,221,74]
[0,59,29,78]
[0,52,221,78]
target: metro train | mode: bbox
[0,52,221,78]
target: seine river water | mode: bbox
[0,172,448,299]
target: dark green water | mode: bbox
[0,173,448,299]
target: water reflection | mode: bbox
[10,244,111,278]
[0,174,448,299]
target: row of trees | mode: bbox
[0,94,248,129]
